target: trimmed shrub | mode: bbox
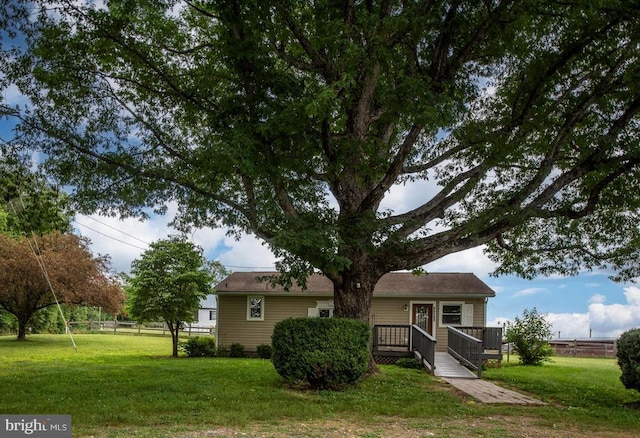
[229,343,246,358]
[394,358,423,369]
[256,344,273,359]
[216,345,229,357]
[617,328,640,393]
[506,307,553,366]
[271,317,370,389]
[179,336,216,357]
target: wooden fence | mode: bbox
[549,339,617,358]
[67,321,215,337]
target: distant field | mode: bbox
[0,334,638,437]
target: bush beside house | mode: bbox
[271,317,370,389]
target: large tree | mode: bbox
[4,1,640,322]
[125,236,216,357]
[0,232,124,340]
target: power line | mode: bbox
[76,213,151,245]
[73,216,277,271]
[73,220,147,251]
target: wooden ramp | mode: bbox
[442,377,546,405]
[434,352,546,405]
[434,352,477,378]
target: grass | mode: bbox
[484,355,640,430]
[0,334,639,437]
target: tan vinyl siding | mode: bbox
[217,295,328,351]
[371,297,486,351]
[436,298,486,352]
[370,298,411,325]
[218,295,487,352]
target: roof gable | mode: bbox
[214,272,495,297]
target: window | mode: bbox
[439,302,473,327]
[209,310,216,320]
[441,304,462,325]
[308,300,334,318]
[247,296,264,321]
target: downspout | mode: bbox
[484,297,488,327]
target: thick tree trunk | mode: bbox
[333,272,376,321]
[17,319,28,341]
[330,264,383,374]
[15,312,33,341]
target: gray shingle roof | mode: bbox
[214,271,495,297]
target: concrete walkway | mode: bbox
[434,352,546,405]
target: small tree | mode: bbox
[0,232,124,340]
[617,328,640,393]
[506,307,553,366]
[125,236,214,357]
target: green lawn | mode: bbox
[0,334,638,437]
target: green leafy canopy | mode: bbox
[3,1,640,317]
[125,236,214,325]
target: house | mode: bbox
[194,294,217,328]
[214,271,496,356]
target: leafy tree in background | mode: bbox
[0,157,72,237]
[0,232,124,341]
[125,236,217,357]
[3,1,640,328]
[506,308,554,366]
[0,157,116,339]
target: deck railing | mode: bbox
[372,324,437,373]
[411,325,437,374]
[456,327,503,351]
[372,324,410,350]
[373,324,498,376]
[447,326,483,378]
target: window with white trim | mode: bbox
[247,296,264,321]
[439,302,473,326]
[308,300,334,318]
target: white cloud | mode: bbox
[547,313,591,339]
[487,285,506,294]
[588,293,606,304]
[379,179,440,215]
[2,83,29,107]
[425,246,498,276]
[76,205,279,275]
[588,301,640,338]
[543,289,640,339]
[217,233,277,272]
[624,286,640,306]
[75,212,174,273]
[513,287,546,298]
[188,226,230,255]
[486,317,511,327]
